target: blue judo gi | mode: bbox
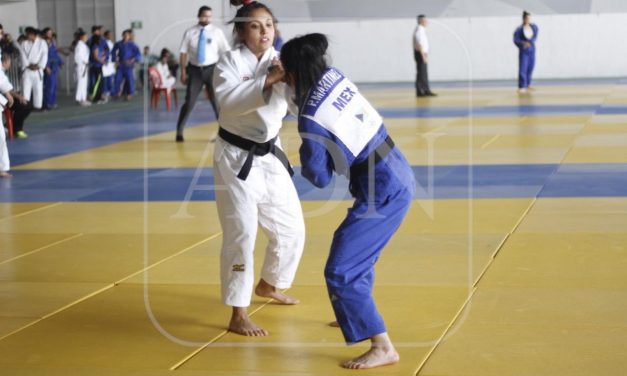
[111,40,141,96]
[87,37,110,101]
[298,68,416,344]
[513,23,539,89]
[43,41,64,109]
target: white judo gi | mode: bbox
[19,37,48,109]
[213,45,305,308]
[74,40,90,103]
[0,67,13,172]
[155,62,176,88]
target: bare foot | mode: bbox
[228,307,268,337]
[329,321,340,328]
[0,171,12,178]
[255,278,300,305]
[342,333,400,370]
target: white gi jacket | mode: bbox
[74,40,90,76]
[213,45,294,143]
[20,37,48,72]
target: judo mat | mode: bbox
[1,80,626,375]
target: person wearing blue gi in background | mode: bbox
[42,28,63,111]
[513,11,538,94]
[102,30,117,99]
[111,29,141,101]
[88,26,109,103]
[281,33,415,370]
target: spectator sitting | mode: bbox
[1,53,34,139]
[155,48,176,88]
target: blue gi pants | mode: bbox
[325,148,415,344]
[518,50,535,89]
[115,65,135,96]
[103,75,114,96]
[43,69,58,109]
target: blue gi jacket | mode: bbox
[46,42,64,73]
[513,24,539,53]
[112,40,141,66]
[297,67,414,199]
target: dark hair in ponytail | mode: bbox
[229,0,277,42]
[280,33,330,109]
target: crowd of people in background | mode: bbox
[0,21,180,178]
[0,22,180,134]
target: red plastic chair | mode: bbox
[2,108,13,140]
[148,67,178,111]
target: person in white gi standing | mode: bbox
[213,0,305,337]
[19,27,48,110]
[175,5,230,142]
[1,54,14,178]
[73,30,91,106]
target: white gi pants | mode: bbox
[0,114,9,172]
[75,65,88,103]
[22,69,44,109]
[214,137,305,308]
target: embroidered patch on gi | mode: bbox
[232,264,245,272]
[241,76,251,81]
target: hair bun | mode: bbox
[230,0,253,6]
[303,33,329,55]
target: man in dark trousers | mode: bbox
[413,15,436,97]
[175,5,230,142]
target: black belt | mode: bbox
[350,136,395,177]
[218,127,294,181]
[189,63,216,70]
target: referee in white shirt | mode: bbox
[413,14,436,97]
[176,5,230,142]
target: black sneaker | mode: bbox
[426,92,438,97]
[176,135,184,143]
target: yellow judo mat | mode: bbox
[1,82,627,375]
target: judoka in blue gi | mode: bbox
[42,28,64,110]
[111,29,141,100]
[102,30,116,98]
[87,26,109,103]
[281,33,415,370]
[513,11,539,93]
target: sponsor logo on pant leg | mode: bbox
[232,264,245,272]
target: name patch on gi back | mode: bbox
[332,87,357,111]
[304,69,344,114]
[301,68,383,157]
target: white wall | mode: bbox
[90,2,627,83]
[278,13,627,83]
[0,0,38,35]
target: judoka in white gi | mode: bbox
[19,27,48,110]
[212,0,305,337]
[1,54,14,177]
[281,33,416,370]
[73,30,91,106]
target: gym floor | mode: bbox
[1,80,627,375]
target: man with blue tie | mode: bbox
[175,5,230,142]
